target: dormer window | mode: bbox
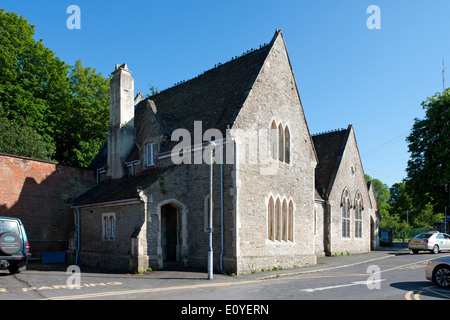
[146,142,155,166]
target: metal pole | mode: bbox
[446,184,448,234]
[208,141,215,280]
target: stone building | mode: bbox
[72,30,379,274]
[312,126,380,256]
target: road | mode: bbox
[1,250,449,302]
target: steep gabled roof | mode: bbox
[312,125,352,199]
[135,31,280,153]
[78,32,283,206]
[90,31,281,167]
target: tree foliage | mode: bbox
[388,182,442,228]
[0,9,68,145]
[55,60,109,167]
[406,89,450,213]
[365,174,390,217]
[0,9,109,166]
[0,105,55,160]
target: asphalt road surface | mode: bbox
[1,250,449,302]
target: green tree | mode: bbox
[0,106,55,160]
[0,10,110,167]
[388,182,443,228]
[405,89,450,214]
[388,182,413,224]
[365,174,391,219]
[145,84,160,98]
[54,60,110,167]
[0,9,69,144]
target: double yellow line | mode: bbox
[42,279,260,300]
[405,287,450,300]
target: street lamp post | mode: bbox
[446,183,449,234]
[208,141,215,280]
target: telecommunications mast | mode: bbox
[443,59,447,92]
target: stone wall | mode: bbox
[314,200,326,256]
[143,154,237,273]
[326,128,372,255]
[79,202,146,271]
[231,32,317,274]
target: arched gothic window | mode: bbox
[278,124,284,162]
[270,121,277,159]
[341,189,351,238]
[288,200,294,241]
[282,200,287,241]
[275,198,281,241]
[268,196,274,241]
[269,121,290,164]
[355,192,362,238]
[284,126,290,164]
[267,195,294,242]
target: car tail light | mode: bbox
[25,241,30,251]
[424,239,428,244]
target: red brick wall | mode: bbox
[0,153,95,240]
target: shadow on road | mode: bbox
[390,281,450,300]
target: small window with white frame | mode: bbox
[102,213,116,241]
[146,142,155,167]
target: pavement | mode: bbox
[117,245,411,286]
[27,245,411,289]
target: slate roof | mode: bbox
[72,166,176,207]
[77,31,283,206]
[312,126,351,200]
[144,40,272,144]
[89,31,280,167]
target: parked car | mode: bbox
[0,216,31,274]
[426,256,450,288]
[408,231,450,254]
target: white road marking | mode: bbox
[301,279,386,293]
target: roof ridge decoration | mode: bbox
[149,31,280,96]
[312,128,347,137]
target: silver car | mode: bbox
[426,256,450,288]
[408,231,450,254]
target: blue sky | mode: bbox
[2,0,449,187]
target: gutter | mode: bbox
[75,207,81,265]
[72,198,141,210]
[220,146,224,271]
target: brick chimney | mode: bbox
[107,63,136,179]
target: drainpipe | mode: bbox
[220,146,224,272]
[207,141,215,280]
[75,207,81,264]
[325,199,332,256]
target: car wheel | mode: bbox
[412,250,419,254]
[433,265,450,288]
[7,262,19,275]
[432,245,439,254]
